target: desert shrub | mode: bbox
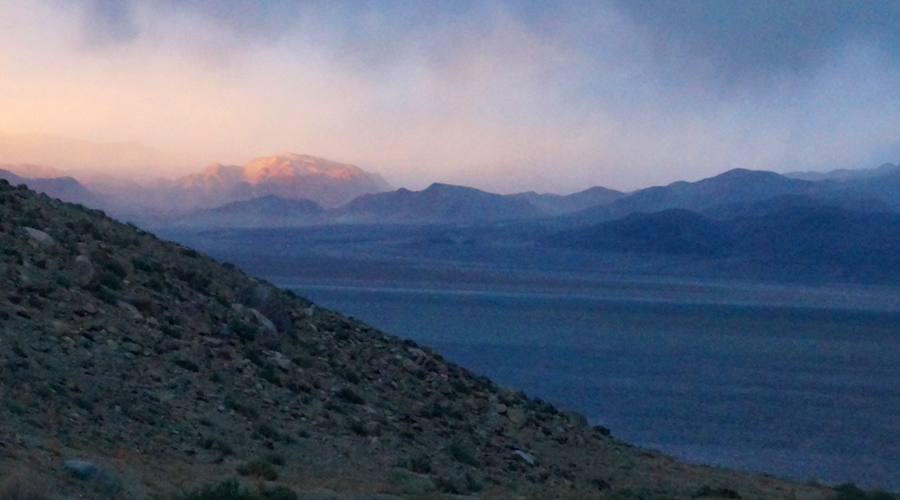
[103,260,127,279]
[131,256,163,273]
[160,325,181,339]
[691,485,741,499]
[447,442,480,468]
[590,478,610,490]
[258,364,280,385]
[237,459,277,481]
[258,486,296,500]
[172,479,251,500]
[97,272,122,291]
[198,437,233,456]
[403,454,433,474]
[224,395,259,419]
[95,286,118,304]
[244,348,264,366]
[339,368,361,384]
[349,420,368,436]
[833,483,896,500]
[336,387,364,405]
[254,423,281,441]
[230,319,256,343]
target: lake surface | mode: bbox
[281,281,900,490]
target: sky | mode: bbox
[1,1,899,193]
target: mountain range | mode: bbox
[7,154,900,283]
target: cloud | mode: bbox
[0,1,898,193]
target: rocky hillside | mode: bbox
[0,181,841,499]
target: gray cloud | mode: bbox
[612,0,900,76]
[81,0,139,47]
[9,0,900,192]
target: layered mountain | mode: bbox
[786,162,900,181]
[0,167,99,207]
[81,153,392,223]
[0,179,840,500]
[168,195,325,228]
[547,205,900,283]
[561,167,900,228]
[334,183,542,224]
[165,154,391,209]
[509,185,626,216]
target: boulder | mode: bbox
[72,255,94,286]
[24,227,54,247]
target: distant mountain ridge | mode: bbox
[334,183,542,223]
[786,162,900,181]
[168,195,325,228]
[509,186,625,215]
[7,155,900,231]
[0,167,99,207]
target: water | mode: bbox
[282,282,900,490]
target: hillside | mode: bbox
[0,184,840,499]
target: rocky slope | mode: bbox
[0,180,840,500]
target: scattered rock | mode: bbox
[64,459,100,480]
[513,449,536,466]
[24,227,54,246]
[73,255,95,286]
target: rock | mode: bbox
[269,350,293,370]
[63,459,120,495]
[401,358,419,373]
[117,300,143,319]
[563,410,589,428]
[513,449,536,466]
[122,341,143,354]
[24,227,54,247]
[251,308,277,332]
[73,255,95,286]
[64,459,100,480]
[506,408,527,426]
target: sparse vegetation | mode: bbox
[335,386,365,405]
[237,459,278,481]
[447,442,481,468]
[833,483,897,500]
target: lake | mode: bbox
[279,281,900,491]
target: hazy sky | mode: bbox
[1,1,899,193]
